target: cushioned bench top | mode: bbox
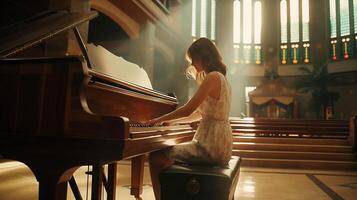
[161,156,241,179]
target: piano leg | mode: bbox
[91,164,104,200]
[107,163,118,200]
[25,161,78,200]
[39,180,67,200]
[130,155,145,200]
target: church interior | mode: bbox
[0,0,357,199]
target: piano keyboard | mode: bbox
[129,124,195,139]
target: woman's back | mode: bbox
[193,72,233,165]
[198,72,231,120]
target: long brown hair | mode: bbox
[186,38,227,78]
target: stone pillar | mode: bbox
[172,1,194,104]
[261,0,279,73]
[310,0,329,67]
[137,21,156,81]
[215,0,234,67]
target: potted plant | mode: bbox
[295,61,340,119]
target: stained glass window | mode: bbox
[340,0,350,36]
[290,0,300,43]
[329,0,357,61]
[354,0,357,33]
[281,0,288,44]
[200,0,207,37]
[329,0,337,38]
[302,0,309,42]
[233,0,262,64]
[280,0,310,65]
[192,0,197,37]
[191,0,216,40]
[211,0,216,40]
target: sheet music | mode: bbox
[87,43,153,89]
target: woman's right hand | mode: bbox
[145,117,164,127]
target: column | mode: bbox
[215,0,234,67]
[132,21,156,81]
[261,0,279,73]
[310,0,329,67]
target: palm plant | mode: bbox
[295,61,340,119]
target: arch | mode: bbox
[91,0,139,39]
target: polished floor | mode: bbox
[0,160,356,200]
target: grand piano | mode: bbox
[0,11,195,200]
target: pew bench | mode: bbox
[159,156,241,200]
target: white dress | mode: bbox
[167,72,232,166]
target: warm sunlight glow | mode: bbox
[280,0,288,43]
[243,0,252,43]
[340,0,350,36]
[211,0,216,40]
[200,0,207,37]
[192,0,196,37]
[242,177,256,197]
[233,1,240,43]
[234,0,241,43]
[329,0,337,38]
[290,0,299,42]
[254,1,262,44]
[355,0,357,33]
[302,0,309,41]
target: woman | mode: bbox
[146,37,232,200]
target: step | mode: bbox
[233,136,350,146]
[233,142,353,153]
[240,157,357,171]
[230,120,349,127]
[233,149,355,161]
[231,124,348,131]
[233,132,348,139]
[232,128,348,136]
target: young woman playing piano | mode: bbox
[146,37,232,200]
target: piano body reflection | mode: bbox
[0,11,195,200]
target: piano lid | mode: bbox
[0,11,98,58]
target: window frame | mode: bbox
[233,0,263,65]
[279,0,311,65]
[328,0,357,61]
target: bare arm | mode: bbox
[167,110,202,124]
[146,72,220,126]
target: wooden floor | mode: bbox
[1,160,357,200]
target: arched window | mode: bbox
[280,0,310,65]
[233,0,262,64]
[191,0,216,41]
[329,0,357,61]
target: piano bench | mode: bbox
[159,156,241,200]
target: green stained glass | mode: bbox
[192,0,197,37]
[354,0,357,33]
[290,0,299,43]
[234,0,241,43]
[290,44,300,64]
[243,0,252,43]
[329,0,337,38]
[302,0,309,41]
[211,0,216,40]
[200,0,207,37]
[340,0,350,36]
[280,0,288,43]
[254,1,262,44]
